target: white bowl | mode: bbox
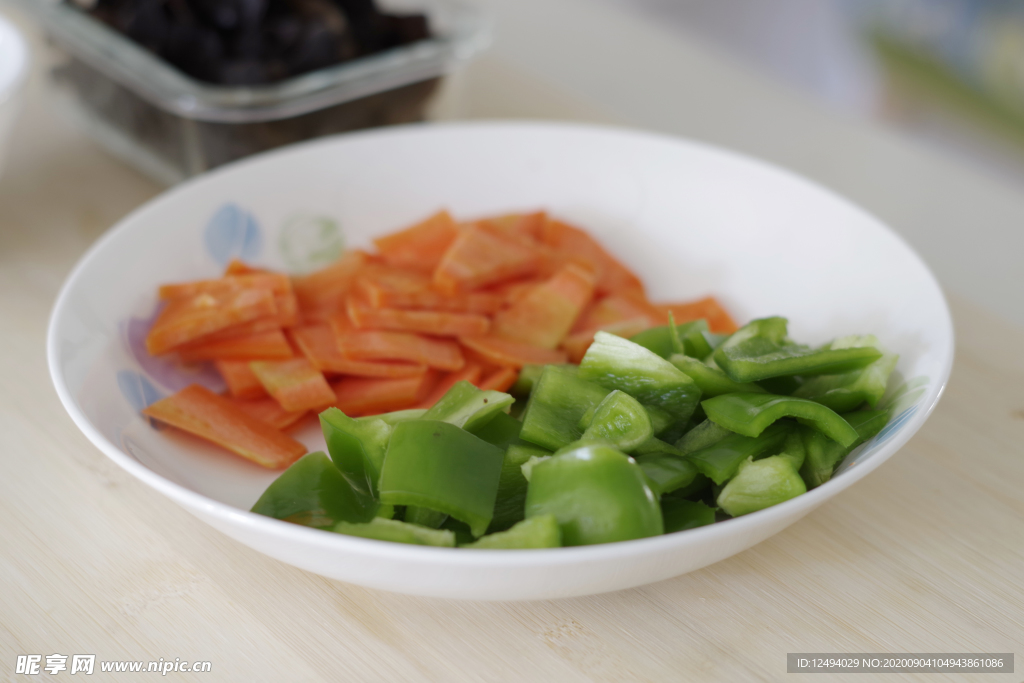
[48,122,953,600]
[0,11,28,177]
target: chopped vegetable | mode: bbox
[716,456,807,517]
[460,515,562,549]
[250,358,336,412]
[334,518,457,547]
[701,392,860,447]
[143,384,306,469]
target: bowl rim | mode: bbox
[46,120,955,567]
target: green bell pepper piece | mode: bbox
[251,451,379,528]
[665,472,712,500]
[578,402,674,439]
[634,449,699,496]
[378,420,505,537]
[669,354,766,397]
[519,365,612,451]
[469,411,523,451]
[579,331,702,423]
[358,408,427,426]
[714,317,882,382]
[675,418,732,454]
[461,515,562,549]
[422,380,515,432]
[793,335,899,413]
[525,445,663,546]
[800,409,888,488]
[702,392,859,447]
[319,408,391,499]
[489,442,551,533]
[630,319,710,359]
[755,375,803,396]
[404,506,448,528]
[511,363,573,398]
[333,517,456,546]
[717,455,807,516]
[661,498,716,533]
[776,428,807,471]
[687,422,790,484]
[578,390,653,452]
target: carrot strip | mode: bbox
[477,211,546,243]
[142,384,306,469]
[216,360,269,399]
[332,318,465,371]
[249,358,337,412]
[373,210,460,271]
[460,335,569,368]
[331,372,439,416]
[292,250,369,318]
[346,296,490,337]
[433,223,541,294]
[231,396,308,430]
[356,278,504,314]
[224,259,267,275]
[413,363,484,409]
[158,273,291,300]
[146,288,278,355]
[492,263,596,349]
[541,218,645,297]
[653,297,739,334]
[177,329,293,362]
[571,293,661,335]
[290,325,428,377]
[477,366,519,393]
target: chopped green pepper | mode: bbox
[800,409,888,488]
[461,515,562,549]
[469,411,523,451]
[792,335,899,413]
[578,390,653,452]
[579,331,702,423]
[334,517,456,546]
[320,408,391,498]
[669,354,766,397]
[630,319,710,359]
[661,498,716,533]
[687,422,790,484]
[717,455,807,516]
[251,451,379,528]
[489,442,551,533]
[702,392,859,447]
[634,450,699,496]
[359,408,427,426]
[404,506,449,528]
[378,420,505,537]
[422,380,515,432]
[675,418,732,454]
[519,365,612,450]
[714,317,882,382]
[525,445,663,546]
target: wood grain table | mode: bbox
[2,6,1022,683]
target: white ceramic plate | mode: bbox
[48,122,953,600]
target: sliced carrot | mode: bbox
[231,396,308,430]
[177,329,293,363]
[249,358,336,412]
[477,211,546,243]
[571,293,661,335]
[159,273,291,300]
[216,360,269,399]
[492,263,596,349]
[357,278,504,314]
[373,210,460,271]
[290,325,428,377]
[653,297,739,334]
[331,372,439,416]
[433,223,541,294]
[142,384,306,469]
[477,366,519,393]
[146,288,278,355]
[561,317,654,364]
[541,218,645,297]
[224,259,267,275]
[413,363,484,409]
[346,296,490,337]
[460,335,569,368]
[482,276,549,307]
[292,250,369,318]
[332,317,465,371]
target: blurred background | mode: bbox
[2,0,1023,323]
